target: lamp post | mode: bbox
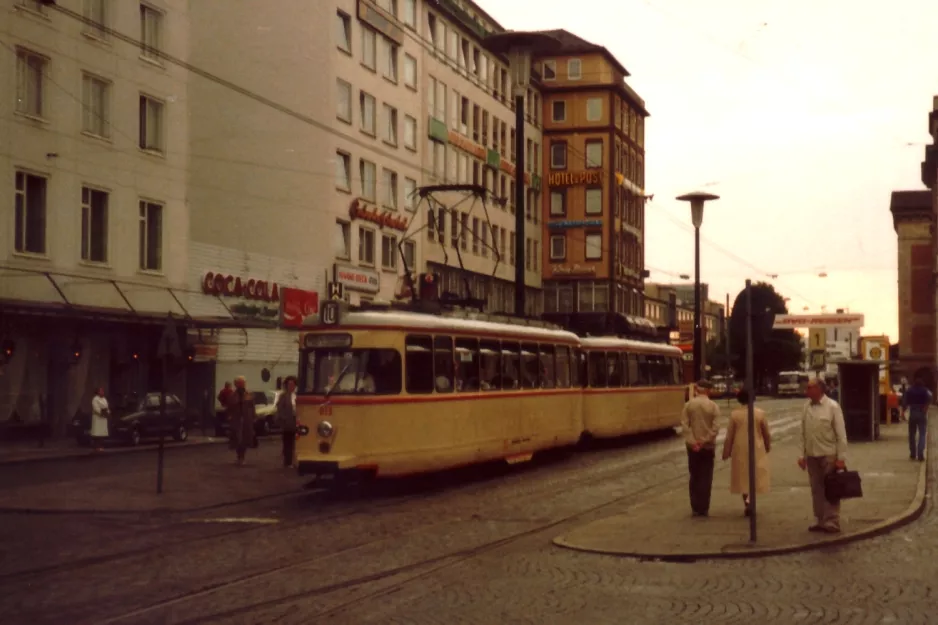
[676,191,719,382]
[483,31,560,317]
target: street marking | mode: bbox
[185,517,280,524]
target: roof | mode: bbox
[890,189,931,210]
[533,29,630,78]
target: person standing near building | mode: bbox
[798,379,847,533]
[226,376,256,466]
[276,376,298,468]
[90,387,110,452]
[217,381,233,409]
[680,380,721,517]
[903,376,931,461]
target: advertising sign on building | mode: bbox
[772,313,865,329]
[334,263,380,294]
[280,288,319,328]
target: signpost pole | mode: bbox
[745,280,757,543]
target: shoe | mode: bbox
[821,526,841,534]
[744,507,751,517]
[692,511,708,517]
[808,525,825,532]
[919,457,925,462]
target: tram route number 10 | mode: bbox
[320,300,340,326]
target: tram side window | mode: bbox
[619,353,631,387]
[539,345,556,389]
[671,357,682,384]
[555,346,571,388]
[626,353,640,387]
[651,356,670,385]
[521,343,539,389]
[455,338,480,391]
[606,352,623,387]
[575,350,586,387]
[434,336,454,393]
[635,355,651,386]
[480,340,501,390]
[588,351,607,387]
[405,335,435,394]
[501,342,521,390]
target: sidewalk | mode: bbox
[554,422,927,560]
[0,434,227,465]
[0,441,300,514]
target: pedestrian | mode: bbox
[226,376,257,466]
[276,376,298,468]
[217,381,233,408]
[90,386,110,452]
[903,376,931,462]
[798,379,847,533]
[680,379,721,517]
[721,388,772,516]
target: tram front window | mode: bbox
[300,349,402,395]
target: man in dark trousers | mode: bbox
[276,376,298,468]
[680,380,721,517]
[903,376,932,462]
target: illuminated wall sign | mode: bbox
[202,272,280,302]
[551,263,597,276]
[548,219,603,229]
[349,198,409,232]
[357,0,403,44]
[773,314,865,329]
[334,263,380,294]
[547,171,605,187]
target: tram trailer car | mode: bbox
[295,310,685,482]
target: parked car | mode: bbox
[72,392,193,446]
[215,390,279,437]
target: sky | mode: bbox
[478,0,937,342]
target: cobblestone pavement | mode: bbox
[6,399,936,625]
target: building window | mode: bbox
[383,104,398,145]
[403,114,417,149]
[383,168,398,208]
[585,187,602,215]
[336,10,351,52]
[403,53,417,89]
[552,100,566,122]
[380,37,398,82]
[80,186,108,263]
[585,232,602,260]
[586,97,602,122]
[358,227,376,264]
[360,91,376,135]
[336,220,350,258]
[336,79,351,123]
[471,217,479,253]
[82,73,110,137]
[550,189,566,216]
[542,60,556,81]
[403,240,416,268]
[585,139,603,168]
[402,0,416,28]
[567,58,582,80]
[404,177,417,211]
[138,200,163,271]
[361,27,376,70]
[550,234,566,260]
[359,159,376,201]
[381,234,398,270]
[83,0,108,39]
[335,150,351,191]
[138,94,164,152]
[139,3,162,61]
[15,48,45,118]
[550,142,567,169]
[13,171,47,255]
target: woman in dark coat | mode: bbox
[226,376,257,466]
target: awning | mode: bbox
[0,265,277,330]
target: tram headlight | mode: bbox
[317,421,334,438]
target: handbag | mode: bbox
[825,467,863,503]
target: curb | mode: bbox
[0,436,232,467]
[553,461,928,562]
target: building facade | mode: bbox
[537,31,647,317]
[644,282,725,379]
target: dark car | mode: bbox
[72,393,192,446]
[215,390,279,437]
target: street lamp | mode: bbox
[676,191,719,382]
[483,31,560,317]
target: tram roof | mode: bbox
[579,336,682,355]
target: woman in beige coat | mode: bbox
[721,389,772,515]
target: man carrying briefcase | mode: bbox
[798,379,848,534]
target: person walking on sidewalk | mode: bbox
[90,387,110,451]
[798,379,847,533]
[903,376,931,462]
[217,381,233,409]
[226,376,256,466]
[680,380,721,517]
[276,376,298,468]
[721,389,771,516]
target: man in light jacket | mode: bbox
[798,379,847,533]
[276,376,298,468]
[680,379,721,517]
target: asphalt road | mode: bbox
[5,398,934,624]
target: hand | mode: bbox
[835,460,846,470]
[692,443,701,452]
[797,457,806,470]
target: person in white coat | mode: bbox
[90,387,110,451]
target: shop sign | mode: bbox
[448,130,485,160]
[772,314,865,329]
[548,219,603,229]
[335,263,380,294]
[486,148,501,168]
[551,263,597,276]
[357,0,403,44]
[202,272,280,302]
[280,287,320,328]
[547,171,605,187]
[349,198,409,232]
[428,117,449,143]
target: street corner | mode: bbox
[552,429,928,561]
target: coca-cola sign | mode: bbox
[202,272,280,302]
[280,287,319,328]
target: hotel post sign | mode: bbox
[547,171,605,187]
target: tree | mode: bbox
[705,337,730,376]
[728,282,803,389]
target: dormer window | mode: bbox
[567,59,582,80]
[542,60,556,81]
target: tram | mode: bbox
[294,303,685,482]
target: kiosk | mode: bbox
[836,360,881,442]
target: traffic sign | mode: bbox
[156,314,183,359]
[809,327,826,352]
[320,300,340,326]
[327,282,344,301]
[809,349,826,371]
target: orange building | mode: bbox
[534,30,648,315]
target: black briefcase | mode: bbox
[825,468,863,503]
